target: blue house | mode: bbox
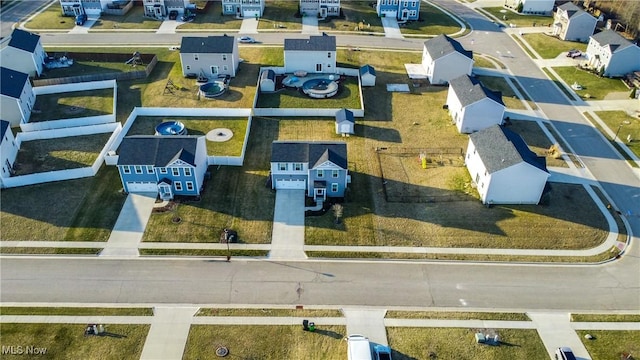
[376,0,420,21]
[117,135,208,200]
[270,141,350,201]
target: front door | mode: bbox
[315,188,326,201]
[320,7,327,18]
[400,9,409,20]
[159,184,173,200]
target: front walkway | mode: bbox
[239,17,258,34]
[269,189,307,260]
[99,192,156,257]
[381,17,403,39]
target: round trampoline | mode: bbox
[199,81,227,99]
[301,78,339,98]
[155,121,187,135]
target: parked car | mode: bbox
[238,36,256,44]
[181,11,195,22]
[347,335,372,360]
[555,347,577,360]
[373,344,392,360]
[567,49,582,58]
[168,10,178,20]
[75,13,87,26]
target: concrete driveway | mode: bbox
[381,17,403,38]
[269,189,307,260]
[100,192,157,257]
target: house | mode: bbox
[142,0,193,19]
[0,120,18,187]
[335,108,355,136]
[465,125,549,205]
[284,34,336,74]
[179,35,240,79]
[0,67,35,127]
[221,0,265,18]
[270,141,349,201]
[553,2,597,42]
[116,135,207,200]
[376,0,420,21]
[503,0,554,15]
[299,0,340,18]
[359,65,376,87]
[259,69,276,92]
[446,75,505,134]
[59,0,127,16]
[586,30,640,77]
[422,34,473,85]
[0,29,47,77]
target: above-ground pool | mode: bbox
[199,81,227,99]
[301,78,339,98]
[155,121,187,135]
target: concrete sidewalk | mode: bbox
[343,308,388,346]
[140,307,199,360]
[528,312,592,360]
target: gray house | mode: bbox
[0,29,47,77]
[179,35,240,79]
[553,2,597,42]
[270,141,349,201]
[586,30,640,77]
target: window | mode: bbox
[279,163,287,171]
[223,65,228,72]
[222,54,227,61]
[331,183,339,192]
[194,54,199,61]
[475,174,480,183]
[184,168,192,176]
[317,169,324,178]
[186,182,194,191]
[175,181,182,191]
[328,52,331,58]
[134,165,143,174]
[122,166,131,174]
[294,163,303,171]
[172,168,180,176]
[186,65,191,70]
[411,1,416,6]
[332,170,339,178]
[160,168,168,174]
[316,63,322,72]
[146,165,154,174]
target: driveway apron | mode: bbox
[381,17,403,39]
[302,16,319,34]
[343,308,389,346]
[528,312,592,360]
[99,192,156,257]
[239,17,258,34]
[269,189,307,260]
[140,306,199,360]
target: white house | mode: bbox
[359,65,376,87]
[553,2,597,42]
[284,34,336,74]
[504,0,554,15]
[0,67,35,127]
[0,29,47,77]
[465,125,549,205]
[221,0,265,18]
[422,34,473,85]
[142,0,193,19]
[179,35,240,79]
[586,30,640,77]
[335,108,354,136]
[446,75,505,134]
[300,0,341,18]
[0,120,18,187]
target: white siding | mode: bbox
[429,53,473,85]
[457,99,505,134]
[485,162,548,204]
[284,50,337,74]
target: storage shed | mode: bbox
[359,64,376,86]
[260,69,276,92]
[335,108,355,136]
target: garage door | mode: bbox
[276,179,306,190]
[243,9,260,18]
[126,181,157,193]
[382,10,397,18]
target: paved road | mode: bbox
[0,0,49,40]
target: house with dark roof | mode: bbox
[284,35,336,74]
[179,35,240,79]
[376,0,420,21]
[299,0,340,18]
[465,125,549,205]
[0,120,18,188]
[421,34,473,85]
[359,64,376,87]
[335,108,354,136]
[0,67,35,127]
[116,135,207,200]
[222,0,265,18]
[553,2,596,42]
[586,30,640,77]
[270,141,349,201]
[0,29,47,77]
[142,0,194,19]
[446,75,505,134]
[503,0,554,15]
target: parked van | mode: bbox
[347,334,373,360]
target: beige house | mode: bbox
[553,2,596,42]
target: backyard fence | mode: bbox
[102,0,133,15]
[253,108,365,117]
[33,54,157,86]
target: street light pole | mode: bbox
[613,121,631,142]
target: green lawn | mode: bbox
[0,307,152,316]
[572,314,640,322]
[386,311,529,321]
[42,57,149,79]
[0,324,149,360]
[90,6,161,30]
[522,33,588,59]
[22,3,75,30]
[256,77,361,109]
[401,2,464,36]
[482,7,553,27]
[475,75,527,109]
[552,66,630,100]
[578,330,640,360]
[507,120,568,168]
[258,0,302,30]
[593,111,640,158]
[178,1,243,30]
[388,328,547,359]
[183,325,347,360]
[319,1,383,33]
[196,308,342,317]
[29,88,114,122]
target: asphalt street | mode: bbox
[0,0,48,40]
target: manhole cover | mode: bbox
[215,346,228,357]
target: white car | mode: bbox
[238,36,256,44]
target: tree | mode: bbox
[516,1,523,13]
[332,204,344,224]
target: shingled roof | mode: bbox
[180,35,235,54]
[1,67,29,99]
[117,136,200,167]
[0,120,10,144]
[8,29,41,53]
[424,34,473,61]
[271,141,347,169]
[449,75,504,107]
[557,2,586,19]
[335,108,354,124]
[469,125,547,174]
[284,35,336,51]
[590,30,635,53]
